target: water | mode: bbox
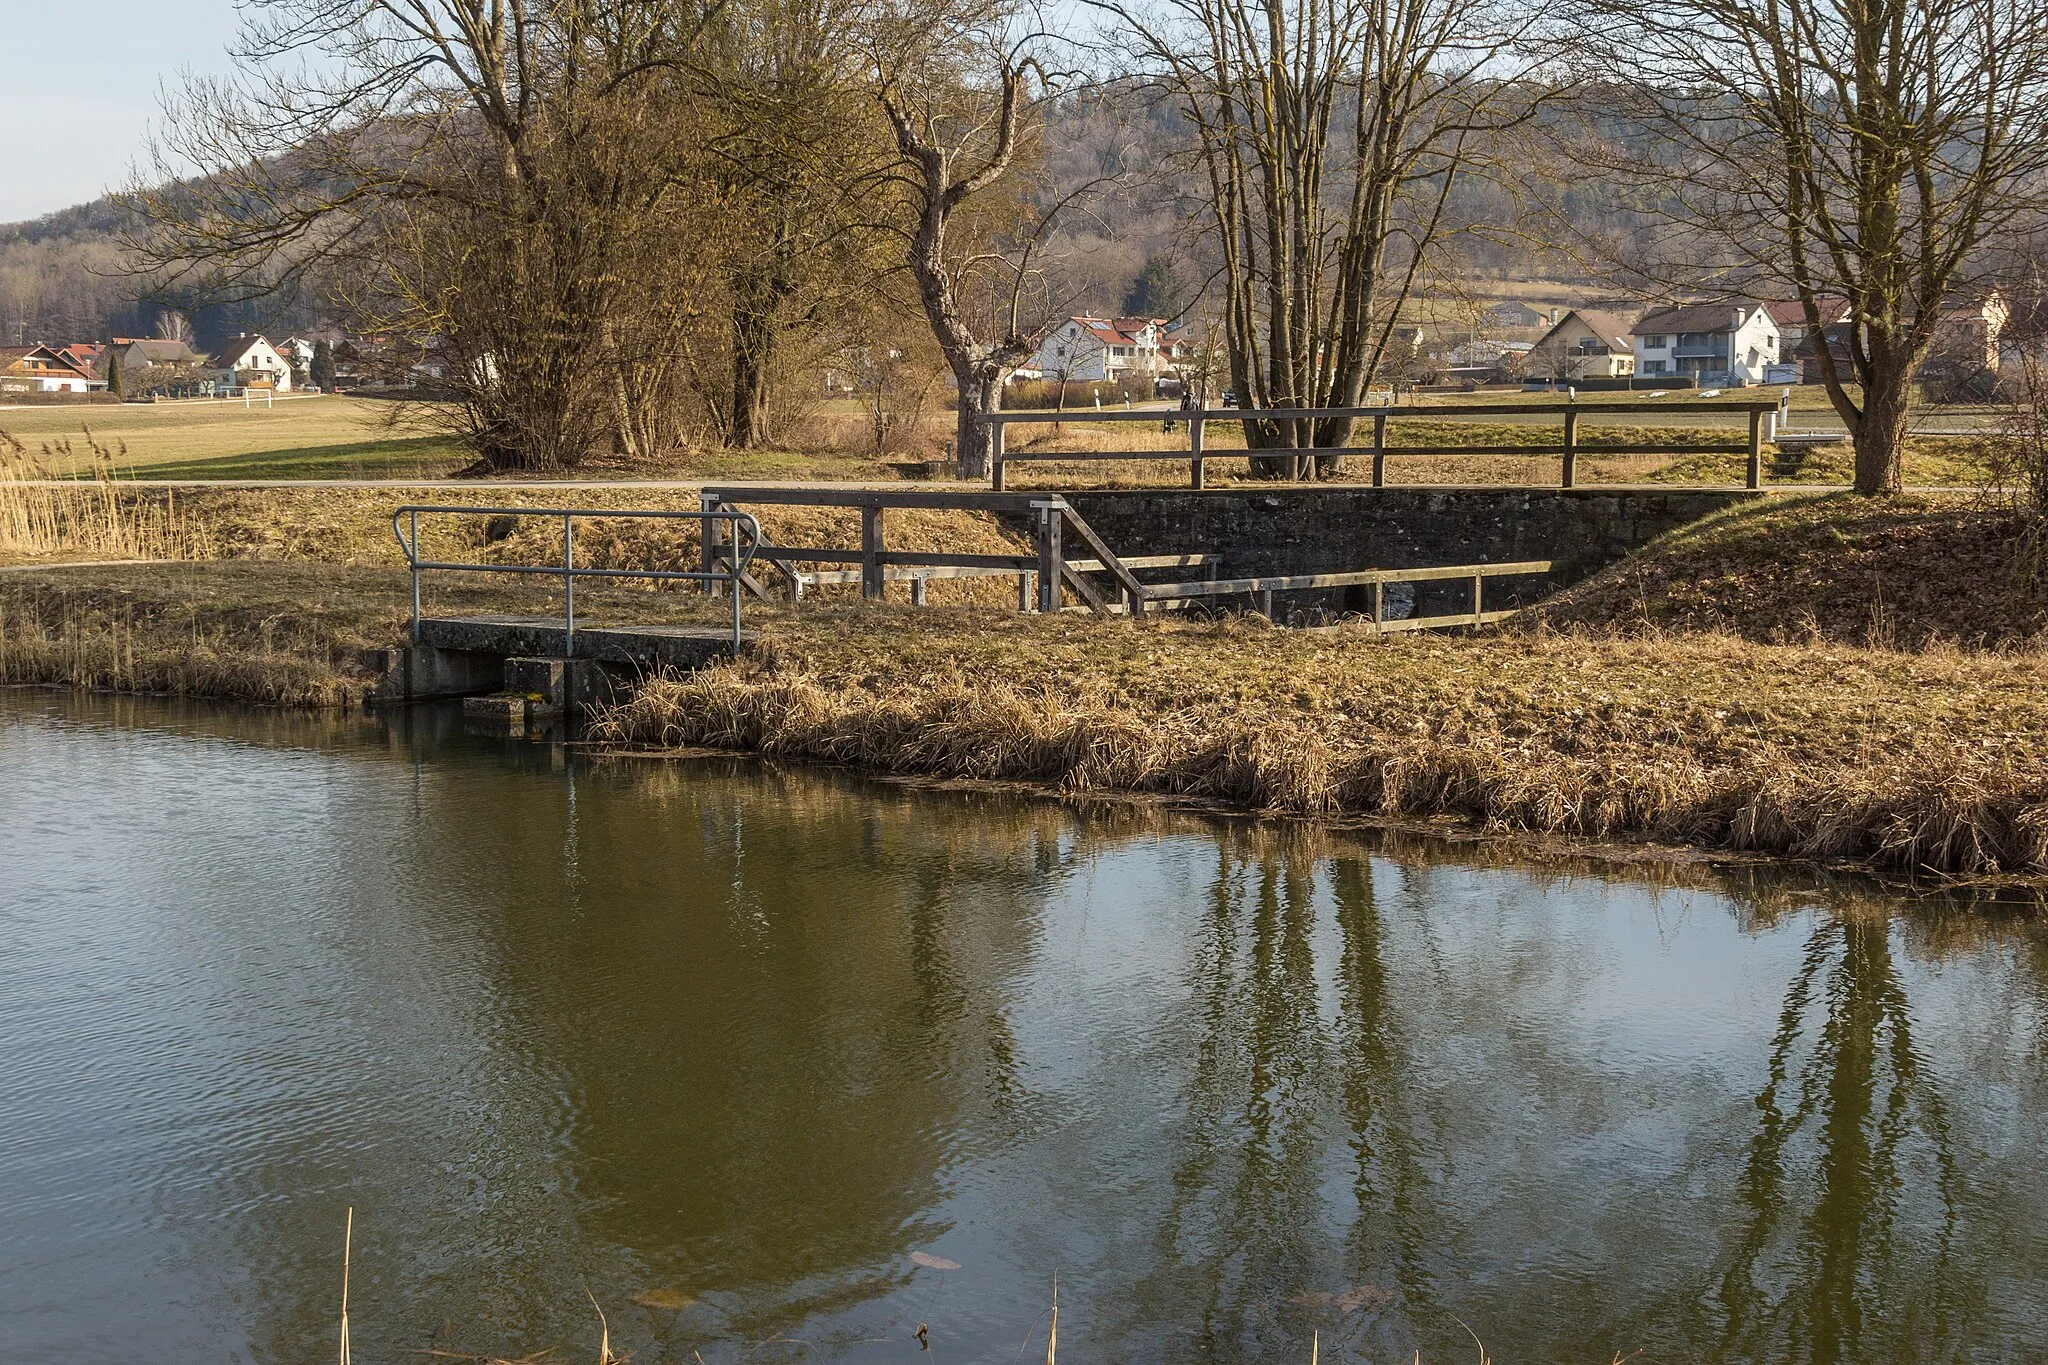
[1,690,2044,1364]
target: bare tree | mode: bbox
[1095,0,1560,476]
[127,0,727,469]
[697,0,899,448]
[865,1,1128,478]
[1578,0,2048,493]
[867,4,1041,479]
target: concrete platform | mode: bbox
[417,615,751,670]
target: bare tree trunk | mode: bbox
[730,302,775,449]
[955,368,1000,479]
[1854,355,1914,494]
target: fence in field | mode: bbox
[699,487,1552,630]
[982,399,1786,491]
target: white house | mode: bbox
[1631,303,1780,385]
[1026,316,1183,384]
[0,345,93,393]
[209,334,294,391]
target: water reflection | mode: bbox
[1712,914,1966,1363]
[0,692,2044,1364]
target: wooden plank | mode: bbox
[728,545,866,564]
[801,565,1028,585]
[1056,506,1151,614]
[1145,560,1553,599]
[878,551,1039,570]
[1075,553,1219,571]
[1059,560,1112,614]
[1377,607,1522,633]
[703,487,1057,512]
[981,399,1778,425]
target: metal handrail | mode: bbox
[392,504,762,653]
[981,398,1781,490]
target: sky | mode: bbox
[0,0,241,222]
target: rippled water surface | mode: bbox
[2,690,2046,1363]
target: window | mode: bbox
[1642,334,1669,349]
[1643,360,1667,374]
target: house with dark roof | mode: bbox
[208,334,294,391]
[0,345,95,394]
[1525,309,1637,381]
[1631,302,1780,385]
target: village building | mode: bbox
[1631,302,1780,385]
[1524,309,1637,381]
[1024,316,1187,384]
[1480,300,1559,330]
[0,344,95,393]
[53,343,106,387]
[208,334,294,391]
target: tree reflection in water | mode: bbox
[1710,913,1969,1364]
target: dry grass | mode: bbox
[1536,491,2048,649]
[592,609,2048,877]
[0,437,217,562]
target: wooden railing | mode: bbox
[697,486,1554,630]
[981,400,1783,491]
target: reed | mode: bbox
[0,432,215,562]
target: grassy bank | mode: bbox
[594,610,2048,877]
[1537,492,2046,648]
[4,487,2043,879]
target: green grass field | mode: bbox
[0,395,471,479]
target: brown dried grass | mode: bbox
[0,437,217,562]
[592,612,2048,877]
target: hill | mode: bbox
[1532,493,2048,649]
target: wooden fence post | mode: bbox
[860,504,886,601]
[1372,412,1388,487]
[1561,409,1579,488]
[990,419,1006,490]
[700,492,723,598]
[1747,409,1764,489]
[1190,412,1205,489]
[1472,572,1484,625]
[1035,504,1063,612]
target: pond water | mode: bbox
[2,690,2045,1363]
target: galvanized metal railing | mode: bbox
[392,504,762,653]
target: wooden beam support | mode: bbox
[860,505,885,601]
[1034,504,1062,612]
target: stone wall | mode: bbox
[1061,486,1762,616]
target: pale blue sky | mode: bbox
[0,0,240,222]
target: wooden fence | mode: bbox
[698,486,1553,630]
[982,400,1783,491]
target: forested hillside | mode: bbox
[0,88,1641,352]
